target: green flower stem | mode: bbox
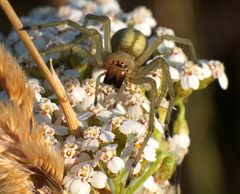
[175,98,185,120]
[112,170,128,194]
[126,151,173,194]
[173,97,189,134]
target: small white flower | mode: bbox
[64,79,86,105]
[96,144,125,174]
[155,27,175,54]
[82,126,101,152]
[180,61,203,90]
[28,78,45,102]
[167,47,188,69]
[82,126,115,152]
[110,116,125,129]
[208,60,229,90]
[126,6,156,36]
[63,162,107,194]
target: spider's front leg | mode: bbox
[83,14,112,54]
[125,56,175,187]
[126,77,157,186]
[22,19,104,65]
[136,34,197,66]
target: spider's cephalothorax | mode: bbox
[103,28,147,88]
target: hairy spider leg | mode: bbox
[125,56,174,187]
[39,35,96,63]
[137,56,175,137]
[136,34,197,66]
[83,14,112,54]
[78,15,112,105]
[22,19,104,65]
[126,77,157,186]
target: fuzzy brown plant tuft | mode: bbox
[0,43,34,120]
[0,44,64,194]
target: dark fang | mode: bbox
[103,67,126,89]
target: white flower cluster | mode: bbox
[1,0,228,193]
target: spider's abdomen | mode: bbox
[111,28,147,59]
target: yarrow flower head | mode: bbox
[0,0,228,193]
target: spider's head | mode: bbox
[103,28,147,89]
[103,51,135,89]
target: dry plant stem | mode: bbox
[0,0,80,135]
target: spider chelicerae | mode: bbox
[23,14,197,186]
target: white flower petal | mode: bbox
[169,66,180,81]
[79,152,92,163]
[91,171,107,189]
[119,120,146,135]
[63,176,91,194]
[107,156,125,173]
[71,87,86,102]
[173,134,190,149]
[83,139,99,152]
[53,125,68,135]
[143,176,158,193]
[121,144,134,158]
[218,73,229,90]
[70,179,91,194]
[35,113,52,124]
[147,137,160,149]
[99,131,115,142]
[78,111,94,121]
[96,110,113,122]
[127,105,143,120]
[64,135,76,144]
[143,146,157,162]
[112,103,126,116]
[189,75,200,90]
[133,162,142,175]
[102,123,112,132]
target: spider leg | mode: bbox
[136,34,197,66]
[126,77,157,187]
[83,14,112,53]
[126,57,175,186]
[22,20,104,65]
[136,56,175,137]
[40,41,96,65]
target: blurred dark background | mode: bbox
[0,0,239,194]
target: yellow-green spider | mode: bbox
[22,14,197,186]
